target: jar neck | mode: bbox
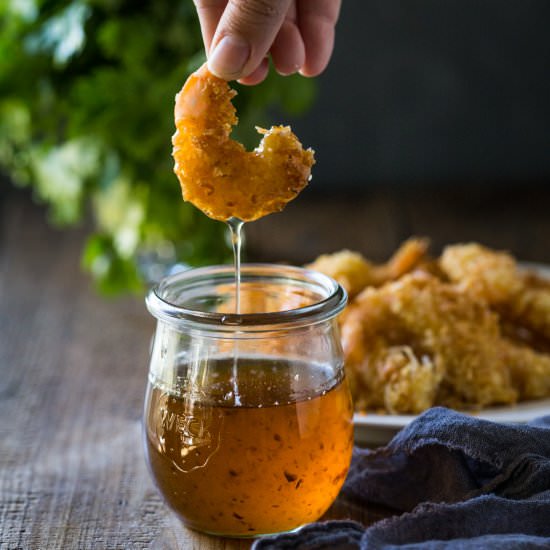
[146,263,347,335]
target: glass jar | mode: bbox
[143,264,352,537]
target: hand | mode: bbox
[194,0,341,84]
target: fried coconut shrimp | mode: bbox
[506,273,550,342]
[307,238,429,299]
[172,64,315,221]
[440,243,523,304]
[440,243,550,342]
[501,341,550,400]
[341,272,518,414]
[306,250,375,299]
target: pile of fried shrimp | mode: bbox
[308,240,550,414]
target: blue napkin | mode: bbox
[253,407,550,549]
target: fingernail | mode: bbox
[277,64,300,76]
[208,35,250,79]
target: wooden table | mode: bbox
[2,183,550,548]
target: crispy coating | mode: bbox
[440,243,522,304]
[501,341,550,400]
[172,64,315,222]
[441,243,550,342]
[307,238,429,298]
[306,250,376,299]
[507,275,550,341]
[341,273,518,413]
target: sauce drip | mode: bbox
[227,217,244,314]
[226,217,245,406]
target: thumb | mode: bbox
[208,0,292,80]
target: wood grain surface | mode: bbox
[2,183,549,549]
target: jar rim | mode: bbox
[145,263,347,332]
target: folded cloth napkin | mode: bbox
[252,407,550,549]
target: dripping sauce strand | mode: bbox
[226,217,244,407]
[227,217,244,315]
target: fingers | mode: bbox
[193,0,227,53]
[208,0,293,80]
[195,0,340,82]
[297,0,341,77]
[238,57,270,85]
[270,19,305,76]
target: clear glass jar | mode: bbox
[143,264,352,537]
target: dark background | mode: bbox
[285,0,550,189]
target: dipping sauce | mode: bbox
[144,355,353,536]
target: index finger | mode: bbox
[193,0,227,53]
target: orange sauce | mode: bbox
[144,356,353,536]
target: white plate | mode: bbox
[354,398,550,446]
[353,262,550,447]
